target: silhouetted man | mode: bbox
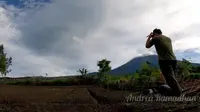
[145,28,182,96]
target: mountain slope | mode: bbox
[109,55,200,75]
[90,55,200,75]
[109,55,158,75]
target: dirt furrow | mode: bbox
[52,88,98,105]
[87,87,131,104]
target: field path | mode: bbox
[0,85,199,112]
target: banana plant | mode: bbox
[77,68,88,76]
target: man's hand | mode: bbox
[145,32,154,48]
[147,32,154,38]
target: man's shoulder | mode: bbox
[152,35,171,45]
[161,35,170,39]
[153,35,166,39]
[159,35,171,41]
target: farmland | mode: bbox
[0,76,199,112]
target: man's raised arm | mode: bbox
[145,33,154,48]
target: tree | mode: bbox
[77,68,88,76]
[96,59,111,85]
[0,44,12,77]
[97,59,111,76]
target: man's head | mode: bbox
[153,28,162,37]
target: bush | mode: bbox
[6,80,31,85]
[130,65,160,91]
[189,73,200,79]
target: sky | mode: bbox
[0,0,200,77]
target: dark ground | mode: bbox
[0,84,199,112]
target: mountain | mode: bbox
[109,55,158,75]
[89,55,158,75]
[90,55,200,75]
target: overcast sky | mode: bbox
[0,0,200,77]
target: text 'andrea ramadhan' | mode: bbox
[125,94,197,102]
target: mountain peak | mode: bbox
[109,55,158,75]
[109,55,200,75]
[89,55,200,75]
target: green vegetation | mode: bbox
[96,59,112,85]
[189,73,200,79]
[4,77,97,86]
[0,44,12,77]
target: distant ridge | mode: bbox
[108,55,158,75]
[89,55,200,75]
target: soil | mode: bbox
[0,84,199,112]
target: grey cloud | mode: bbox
[169,24,200,40]
[14,0,109,73]
[179,24,200,37]
[18,0,106,56]
[3,0,200,76]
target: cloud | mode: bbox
[0,5,69,77]
[1,0,200,77]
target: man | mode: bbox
[145,28,182,96]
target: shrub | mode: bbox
[6,80,31,85]
[189,73,200,79]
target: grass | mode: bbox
[190,73,200,79]
[1,71,200,93]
